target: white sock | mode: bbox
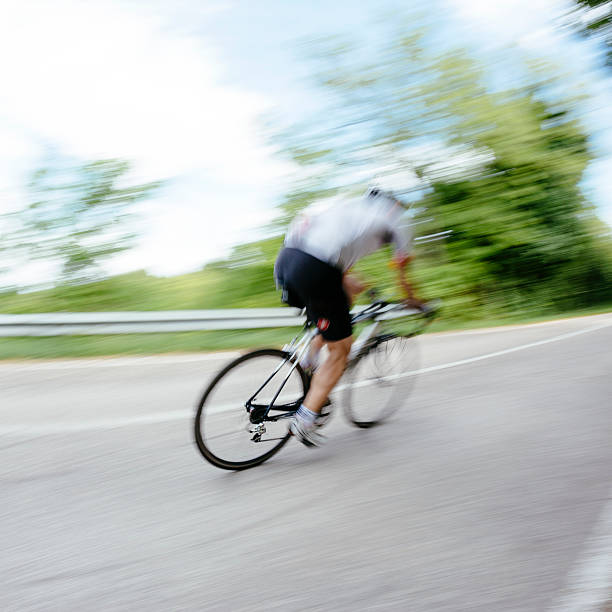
[296,404,318,427]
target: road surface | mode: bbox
[1,314,611,611]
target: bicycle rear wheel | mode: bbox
[194,349,308,470]
[342,335,420,428]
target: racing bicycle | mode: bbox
[194,295,439,470]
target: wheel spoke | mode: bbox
[343,336,420,428]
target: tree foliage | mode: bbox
[568,0,612,67]
[4,17,611,324]
[3,159,161,286]
[267,19,612,318]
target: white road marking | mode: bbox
[1,319,610,436]
[427,312,612,337]
[548,485,612,612]
[0,351,241,371]
[0,410,195,435]
[338,319,612,390]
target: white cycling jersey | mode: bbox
[283,192,413,272]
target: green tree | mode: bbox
[270,19,612,318]
[568,0,612,67]
[4,158,161,286]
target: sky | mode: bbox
[0,0,610,287]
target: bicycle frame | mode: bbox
[244,300,437,424]
[245,324,319,423]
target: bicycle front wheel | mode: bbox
[194,349,308,470]
[342,335,420,428]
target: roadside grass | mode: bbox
[1,303,611,360]
[0,328,304,360]
[427,303,612,332]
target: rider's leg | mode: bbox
[302,335,352,414]
[301,333,324,370]
[303,276,361,371]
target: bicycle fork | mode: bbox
[349,321,380,360]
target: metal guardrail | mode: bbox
[0,305,420,337]
[0,309,305,336]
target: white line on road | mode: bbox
[427,312,612,337]
[0,351,241,371]
[548,484,612,612]
[1,319,611,436]
[0,410,194,435]
[338,319,612,390]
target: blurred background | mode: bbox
[2,4,612,611]
[0,0,611,356]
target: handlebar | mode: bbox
[351,296,441,327]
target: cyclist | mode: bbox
[274,187,424,447]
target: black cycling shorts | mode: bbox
[274,247,352,341]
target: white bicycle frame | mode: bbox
[283,301,422,366]
[250,301,434,421]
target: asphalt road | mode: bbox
[1,314,611,611]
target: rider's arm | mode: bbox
[386,214,424,307]
[342,271,367,306]
[391,252,424,308]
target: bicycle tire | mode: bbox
[342,335,420,428]
[194,349,308,470]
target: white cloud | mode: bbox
[0,0,294,284]
[443,0,572,43]
[0,122,38,214]
[105,187,279,277]
[0,0,288,182]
